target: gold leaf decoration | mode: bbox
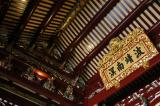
[98,28,159,90]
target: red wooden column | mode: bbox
[84,54,160,106]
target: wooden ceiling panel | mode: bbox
[0,0,159,105]
[39,2,53,8]
[62,5,72,9]
[8,6,25,13]
[59,8,70,13]
[18,0,54,45]
[41,0,55,4]
[36,0,78,44]
[64,1,75,6]
[28,20,42,24]
[27,0,66,47]
[5,14,20,20]
[34,9,48,15]
[27,23,39,27]
[55,15,65,19]
[0,0,29,42]
[50,21,61,25]
[23,28,36,32]
[52,18,63,22]
[36,6,50,11]
[32,13,46,18]
[54,0,106,58]
[67,0,76,3]
[44,29,55,33]
[7,11,22,17]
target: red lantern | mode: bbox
[33,69,49,80]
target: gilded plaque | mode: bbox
[98,28,159,90]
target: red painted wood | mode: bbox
[147,21,160,51]
[0,70,76,106]
[84,54,160,106]
[150,97,160,106]
[124,82,160,106]
[84,74,103,96]
[127,99,141,106]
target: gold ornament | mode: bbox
[98,28,159,90]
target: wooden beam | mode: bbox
[0,89,39,106]
[84,74,103,97]
[0,79,53,106]
[0,69,76,106]
[14,56,84,101]
[28,0,66,48]
[15,46,62,70]
[8,0,39,45]
[73,0,154,77]
[47,32,60,49]
[16,45,74,79]
[0,48,84,100]
[62,0,120,60]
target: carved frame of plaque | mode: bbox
[98,28,159,90]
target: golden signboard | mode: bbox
[98,28,159,90]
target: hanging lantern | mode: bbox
[33,69,49,80]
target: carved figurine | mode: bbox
[43,76,55,92]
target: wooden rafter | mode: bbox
[28,0,66,48]
[72,0,154,77]
[61,0,120,60]
[15,46,62,70]
[8,0,39,45]
[48,0,121,79]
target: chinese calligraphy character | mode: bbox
[133,46,144,58]
[117,62,124,71]
[125,54,133,64]
[109,67,116,78]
